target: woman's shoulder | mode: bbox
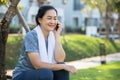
[25,30,37,39]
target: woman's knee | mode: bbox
[54,69,69,75]
[38,68,53,80]
[53,70,69,80]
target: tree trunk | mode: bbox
[104,13,110,39]
[104,0,112,39]
[0,0,20,80]
[16,8,30,32]
[117,14,120,39]
[4,5,30,32]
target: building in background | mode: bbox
[50,0,84,27]
[0,0,86,28]
[1,0,118,38]
[17,0,85,28]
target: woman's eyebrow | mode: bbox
[47,16,57,18]
[47,16,51,17]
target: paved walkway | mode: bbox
[66,53,120,69]
[6,53,120,76]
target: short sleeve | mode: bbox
[24,31,39,53]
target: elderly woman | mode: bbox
[12,5,77,80]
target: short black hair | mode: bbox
[35,5,57,25]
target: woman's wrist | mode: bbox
[55,35,61,42]
[62,64,66,70]
[54,34,60,38]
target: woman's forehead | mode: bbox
[44,9,57,17]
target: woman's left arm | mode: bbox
[54,21,66,62]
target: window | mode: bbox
[74,17,79,26]
[63,0,68,4]
[85,18,98,26]
[74,0,81,10]
[31,15,36,22]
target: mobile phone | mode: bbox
[55,24,59,31]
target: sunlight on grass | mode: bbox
[71,61,120,80]
[96,62,120,70]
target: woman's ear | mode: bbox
[38,18,42,24]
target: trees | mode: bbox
[82,0,114,39]
[0,0,8,5]
[0,0,20,80]
[113,0,120,39]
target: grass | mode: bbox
[61,34,119,61]
[6,35,23,69]
[5,34,120,69]
[70,61,120,80]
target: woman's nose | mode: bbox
[50,19,56,24]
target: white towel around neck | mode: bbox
[34,25,56,64]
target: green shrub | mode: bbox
[64,26,86,34]
[61,34,119,61]
[9,24,21,33]
[64,26,73,33]
[73,27,85,34]
[28,23,36,30]
[6,34,120,69]
[115,40,120,52]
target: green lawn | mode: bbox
[70,61,120,80]
[6,34,120,69]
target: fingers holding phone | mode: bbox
[55,21,62,32]
[55,23,59,31]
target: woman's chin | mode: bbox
[49,28,54,31]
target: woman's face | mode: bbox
[38,9,57,31]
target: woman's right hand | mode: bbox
[64,65,77,75]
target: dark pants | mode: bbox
[13,68,69,80]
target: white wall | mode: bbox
[50,0,83,27]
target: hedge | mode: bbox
[5,34,120,69]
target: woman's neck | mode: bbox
[41,27,49,40]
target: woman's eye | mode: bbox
[47,18,51,20]
[47,17,57,20]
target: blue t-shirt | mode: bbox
[12,30,48,79]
